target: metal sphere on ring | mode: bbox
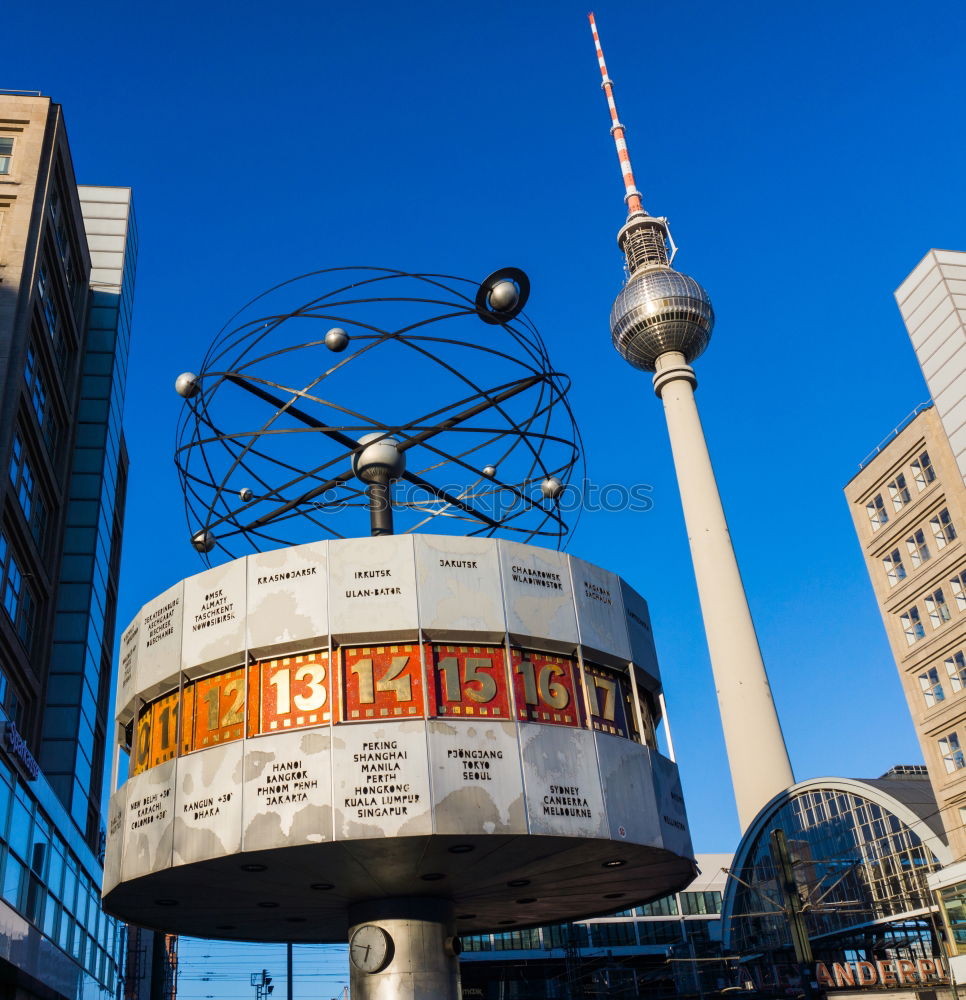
[175,267,583,562]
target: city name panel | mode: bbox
[103,535,694,941]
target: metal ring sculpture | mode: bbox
[175,267,583,562]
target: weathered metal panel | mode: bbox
[137,582,184,702]
[243,728,334,851]
[619,580,661,691]
[173,741,245,866]
[569,555,631,665]
[498,541,579,651]
[181,558,247,677]
[332,720,432,839]
[595,732,661,847]
[102,784,127,897]
[428,720,526,835]
[520,724,607,838]
[247,541,328,657]
[328,535,419,643]
[414,535,506,642]
[651,752,693,858]
[115,614,140,725]
[121,759,176,882]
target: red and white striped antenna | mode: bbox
[588,12,644,218]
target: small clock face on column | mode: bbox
[349,924,392,973]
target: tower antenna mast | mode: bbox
[588,13,677,273]
[588,12,643,218]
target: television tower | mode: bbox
[588,13,794,830]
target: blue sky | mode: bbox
[7,0,966,993]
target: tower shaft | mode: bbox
[653,353,793,830]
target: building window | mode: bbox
[8,434,46,547]
[0,665,26,733]
[592,922,636,947]
[912,451,937,491]
[680,890,723,915]
[883,549,906,587]
[926,589,952,629]
[906,529,931,569]
[947,652,966,693]
[0,532,34,647]
[9,435,33,523]
[49,189,76,300]
[920,667,946,707]
[639,895,678,917]
[901,606,925,645]
[932,508,957,549]
[0,137,12,175]
[888,473,911,511]
[36,263,64,367]
[940,732,966,773]
[23,347,55,453]
[952,573,966,611]
[867,494,888,532]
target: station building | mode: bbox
[721,769,951,995]
[0,91,140,999]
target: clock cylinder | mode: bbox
[348,898,458,1000]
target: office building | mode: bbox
[896,250,966,486]
[460,854,732,1000]
[845,404,966,857]
[845,248,966,983]
[0,91,135,998]
[722,769,951,993]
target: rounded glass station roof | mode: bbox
[722,775,950,955]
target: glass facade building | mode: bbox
[41,186,135,844]
[459,853,732,1000]
[722,771,951,994]
[0,94,136,999]
[0,741,122,995]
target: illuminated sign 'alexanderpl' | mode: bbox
[816,957,944,989]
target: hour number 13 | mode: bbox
[269,663,328,714]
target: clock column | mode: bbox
[347,898,461,1000]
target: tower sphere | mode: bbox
[352,433,406,484]
[609,268,714,373]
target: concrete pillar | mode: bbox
[347,898,461,1000]
[653,351,794,830]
